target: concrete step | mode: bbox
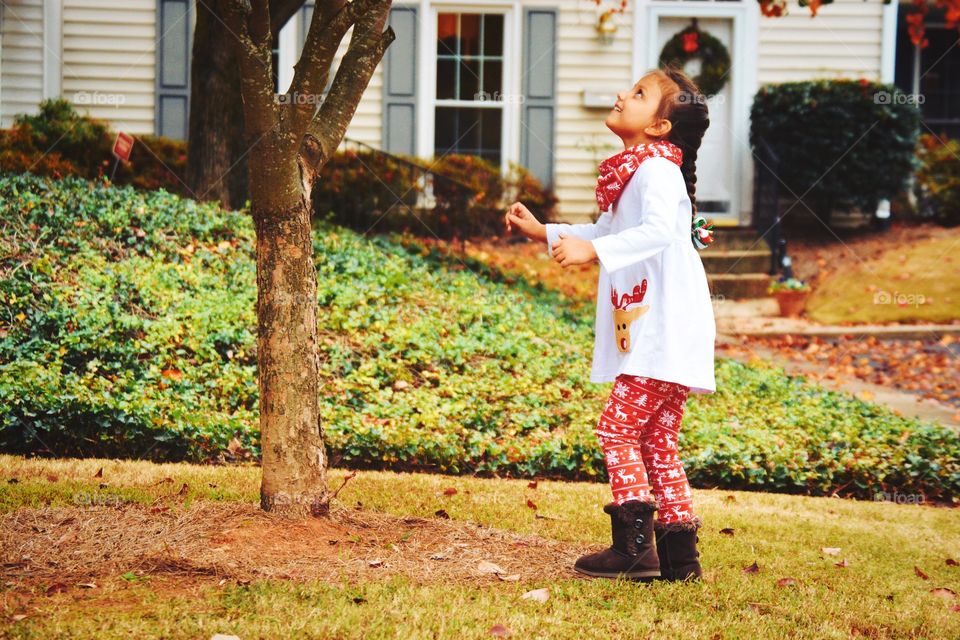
[712,227,769,251]
[700,249,771,275]
[706,273,771,300]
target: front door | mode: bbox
[641,2,755,226]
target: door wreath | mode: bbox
[658,18,731,98]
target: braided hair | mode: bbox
[650,63,710,221]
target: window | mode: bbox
[895,6,960,139]
[435,12,504,165]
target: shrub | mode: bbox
[913,132,960,227]
[311,149,557,240]
[0,98,188,195]
[750,79,921,225]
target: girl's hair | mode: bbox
[649,64,710,219]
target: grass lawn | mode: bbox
[805,234,960,324]
[2,455,958,639]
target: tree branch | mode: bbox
[300,1,395,171]
[286,0,385,138]
[224,0,280,140]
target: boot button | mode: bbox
[635,534,645,543]
[634,518,644,527]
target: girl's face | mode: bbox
[605,73,673,149]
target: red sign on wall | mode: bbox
[112,132,134,163]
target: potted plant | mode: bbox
[767,277,811,317]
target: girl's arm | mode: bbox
[544,210,614,258]
[590,159,685,274]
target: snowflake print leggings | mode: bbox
[595,373,696,525]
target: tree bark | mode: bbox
[251,147,328,516]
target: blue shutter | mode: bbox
[155,0,191,139]
[382,5,418,155]
[520,8,557,190]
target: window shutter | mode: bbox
[382,5,418,155]
[155,0,191,140]
[520,8,557,190]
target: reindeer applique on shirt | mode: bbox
[611,280,649,353]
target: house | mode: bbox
[0,0,952,226]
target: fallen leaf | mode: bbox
[478,561,507,575]
[368,559,384,568]
[931,587,957,601]
[93,467,103,478]
[835,558,849,568]
[443,487,457,496]
[743,561,760,573]
[434,509,449,519]
[521,587,549,602]
[489,624,512,637]
[527,480,538,489]
[914,566,929,580]
[776,577,796,587]
[526,499,537,511]
[720,527,735,535]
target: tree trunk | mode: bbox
[251,143,329,517]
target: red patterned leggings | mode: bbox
[595,374,696,525]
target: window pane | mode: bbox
[437,58,457,99]
[481,108,502,154]
[435,106,502,165]
[482,60,502,96]
[483,14,503,56]
[460,14,481,56]
[458,59,480,100]
[437,13,458,55]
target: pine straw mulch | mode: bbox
[1,500,596,591]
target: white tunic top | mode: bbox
[544,156,717,394]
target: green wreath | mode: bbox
[658,21,731,98]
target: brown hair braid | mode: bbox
[649,63,710,220]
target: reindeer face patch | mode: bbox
[611,280,650,353]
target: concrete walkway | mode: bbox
[713,298,960,432]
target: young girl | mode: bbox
[504,65,715,583]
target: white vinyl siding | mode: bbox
[757,0,886,84]
[61,0,158,134]
[0,0,45,127]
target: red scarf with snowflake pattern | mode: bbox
[595,140,683,213]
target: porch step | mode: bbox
[706,273,772,300]
[711,227,769,251]
[699,249,770,274]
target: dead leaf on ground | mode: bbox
[521,587,549,602]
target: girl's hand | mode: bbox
[504,202,546,242]
[552,233,598,268]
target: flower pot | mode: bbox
[773,290,809,317]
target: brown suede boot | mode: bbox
[573,499,660,581]
[653,515,704,582]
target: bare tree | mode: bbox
[224,0,395,517]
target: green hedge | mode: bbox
[1,172,957,502]
[750,79,921,224]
